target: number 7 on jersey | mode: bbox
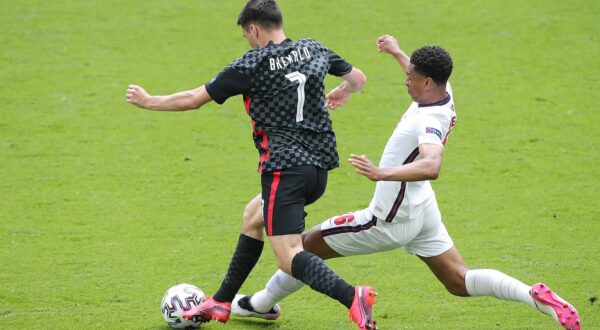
[285,71,307,122]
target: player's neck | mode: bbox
[258,30,287,47]
[419,89,448,106]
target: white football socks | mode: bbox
[250,270,304,313]
[465,269,556,319]
[250,268,559,319]
[465,269,535,305]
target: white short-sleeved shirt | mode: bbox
[368,84,456,223]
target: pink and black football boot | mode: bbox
[348,286,377,330]
[181,296,231,324]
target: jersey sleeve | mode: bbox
[205,66,252,104]
[415,114,445,147]
[326,49,353,77]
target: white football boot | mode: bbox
[231,294,281,320]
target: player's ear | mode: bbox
[249,23,259,37]
[425,77,434,89]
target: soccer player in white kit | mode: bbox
[230,35,581,329]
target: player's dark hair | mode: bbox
[410,46,453,85]
[237,0,283,30]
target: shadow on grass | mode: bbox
[146,318,280,330]
[228,318,280,328]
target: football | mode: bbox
[161,283,205,328]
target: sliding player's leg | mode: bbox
[419,246,580,329]
[413,201,580,329]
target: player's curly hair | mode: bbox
[410,46,453,85]
[237,0,283,30]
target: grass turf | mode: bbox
[1,0,598,329]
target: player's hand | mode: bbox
[325,84,351,110]
[349,154,384,181]
[126,84,152,109]
[377,34,402,56]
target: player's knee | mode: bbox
[445,282,468,297]
[444,268,468,297]
[242,201,263,230]
[275,255,293,274]
[300,229,316,248]
[301,225,322,252]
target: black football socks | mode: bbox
[291,251,355,308]
[213,234,264,303]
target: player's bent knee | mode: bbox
[446,283,468,297]
[271,245,299,275]
[240,197,265,240]
[300,226,320,249]
[275,255,293,275]
[242,201,263,229]
[242,210,262,230]
[445,269,468,297]
[302,227,340,260]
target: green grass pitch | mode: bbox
[1,0,599,329]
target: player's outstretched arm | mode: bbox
[325,67,366,110]
[349,143,443,182]
[125,84,213,111]
[377,34,410,72]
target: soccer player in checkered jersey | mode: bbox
[126,1,379,329]
[229,35,581,329]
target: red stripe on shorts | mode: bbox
[267,171,281,236]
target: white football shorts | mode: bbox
[320,198,453,257]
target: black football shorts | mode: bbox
[261,165,328,236]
